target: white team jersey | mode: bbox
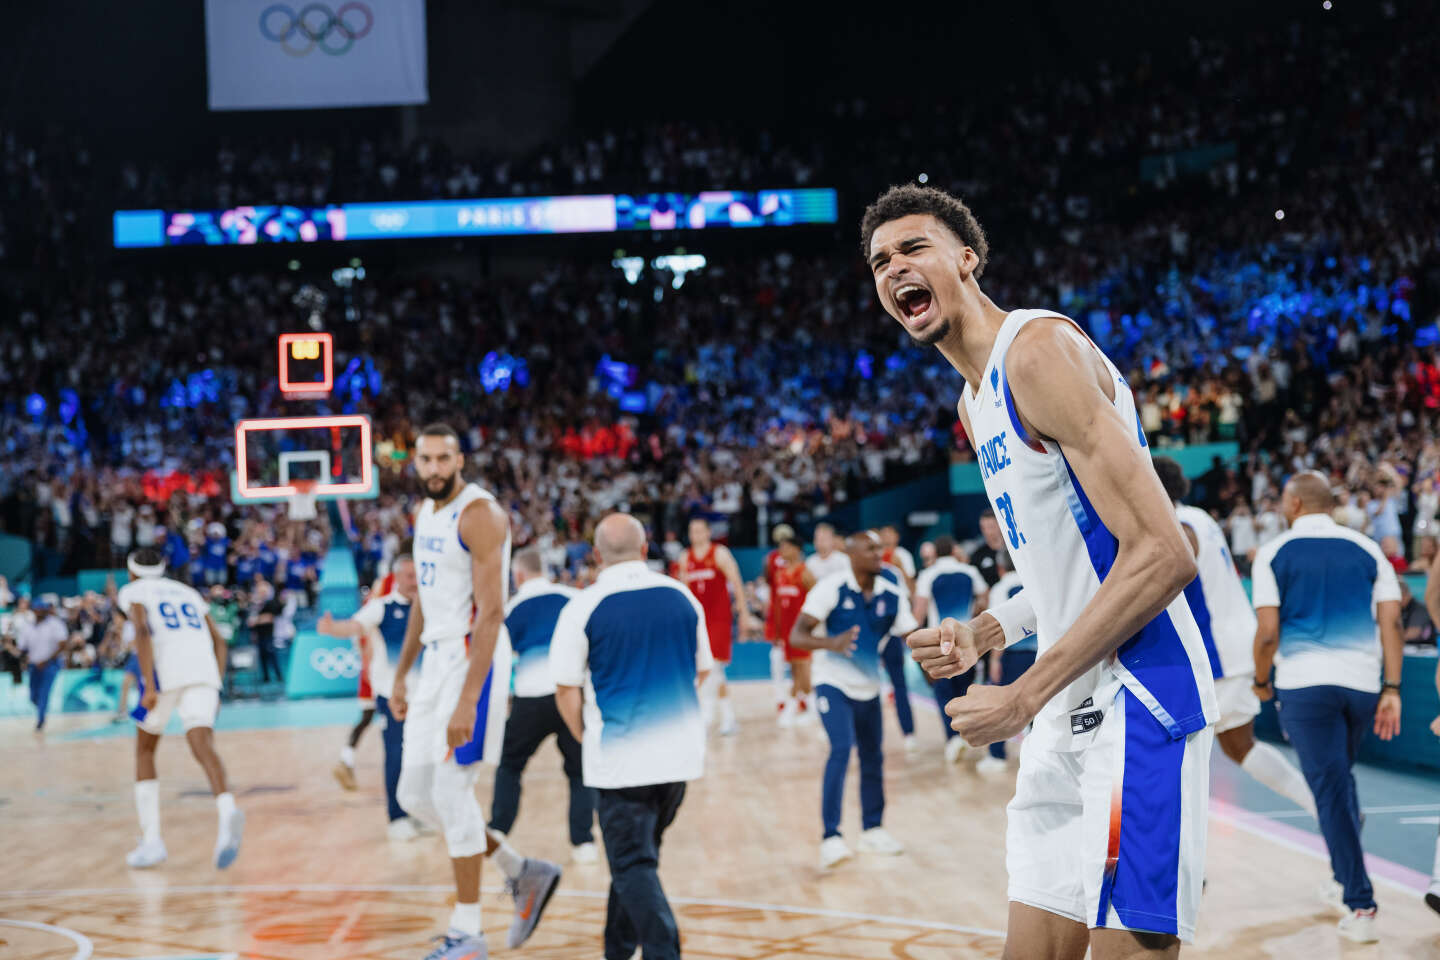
[414,483,511,644]
[1177,504,1256,678]
[117,576,221,691]
[961,309,1217,750]
[913,556,987,627]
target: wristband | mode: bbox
[1381,682,1401,693]
[1253,676,1272,688]
[984,592,1038,649]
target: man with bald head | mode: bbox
[1251,470,1404,944]
[551,512,713,960]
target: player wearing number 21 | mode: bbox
[118,547,245,872]
[864,184,1216,959]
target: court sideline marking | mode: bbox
[0,917,94,960]
[0,884,1006,940]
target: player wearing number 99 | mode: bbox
[864,185,1217,959]
[119,547,244,872]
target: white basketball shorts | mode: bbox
[1006,685,1213,942]
[135,684,220,736]
[1212,674,1261,734]
[400,636,510,769]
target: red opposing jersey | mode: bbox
[771,561,810,658]
[679,544,734,661]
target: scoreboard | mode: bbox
[278,332,334,395]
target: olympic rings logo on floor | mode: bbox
[309,646,362,679]
[259,3,374,57]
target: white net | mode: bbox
[288,483,319,521]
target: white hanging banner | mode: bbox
[206,0,428,111]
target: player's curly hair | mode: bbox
[859,184,989,278]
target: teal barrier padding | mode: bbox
[951,441,1240,495]
[0,533,33,584]
[77,568,127,594]
[0,668,130,717]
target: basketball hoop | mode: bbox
[288,478,320,522]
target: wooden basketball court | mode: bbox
[3,684,1437,959]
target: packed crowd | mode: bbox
[0,0,1438,585]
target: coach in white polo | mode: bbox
[551,513,712,960]
[1251,471,1403,944]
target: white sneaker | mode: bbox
[388,817,421,841]
[126,837,167,869]
[571,841,600,865]
[719,713,738,736]
[1337,908,1378,943]
[797,703,818,726]
[778,701,797,728]
[903,734,917,754]
[857,826,904,856]
[944,736,968,764]
[975,755,1008,775]
[819,835,853,870]
[1319,879,1347,917]
[214,808,245,870]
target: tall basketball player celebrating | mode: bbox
[390,424,562,960]
[866,186,1217,960]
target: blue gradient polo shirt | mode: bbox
[505,577,579,698]
[549,560,714,789]
[1250,513,1400,692]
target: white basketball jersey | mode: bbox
[117,576,221,691]
[961,309,1217,749]
[1177,504,1256,678]
[415,483,511,644]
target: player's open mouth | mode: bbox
[893,282,935,327]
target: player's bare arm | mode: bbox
[555,684,584,742]
[949,318,1197,746]
[389,592,426,720]
[317,612,365,638]
[447,498,509,749]
[130,601,159,709]
[1252,606,1280,702]
[790,613,857,655]
[1374,598,1403,740]
[718,545,759,637]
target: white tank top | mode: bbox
[1177,504,1256,679]
[961,309,1217,749]
[414,483,511,645]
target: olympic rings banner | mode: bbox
[205,0,426,111]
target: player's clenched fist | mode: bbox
[906,617,978,679]
[446,698,476,749]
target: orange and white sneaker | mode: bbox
[505,858,562,948]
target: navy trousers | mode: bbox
[880,638,915,735]
[596,782,685,960]
[932,666,977,740]
[1277,684,1378,911]
[816,684,884,839]
[988,650,1037,759]
[375,695,406,822]
[29,659,61,729]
